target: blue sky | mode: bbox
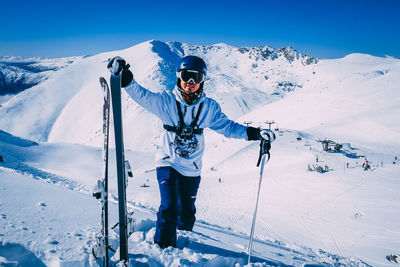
[1,0,399,59]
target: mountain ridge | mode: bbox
[0,40,398,152]
[0,40,319,144]
[0,56,81,96]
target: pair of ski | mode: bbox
[92,74,133,266]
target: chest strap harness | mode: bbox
[163,101,204,140]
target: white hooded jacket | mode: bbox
[124,79,248,176]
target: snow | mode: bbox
[0,56,80,96]
[1,40,400,266]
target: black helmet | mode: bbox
[177,56,207,75]
[176,56,207,105]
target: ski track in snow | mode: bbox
[0,132,375,266]
[1,125,394,266]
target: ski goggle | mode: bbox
[177,69,205,84]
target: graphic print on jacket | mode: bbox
[170,101,204,159]
[173,133,200,158]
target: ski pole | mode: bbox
[248,139,270,264]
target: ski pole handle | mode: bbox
[257,139,271,167]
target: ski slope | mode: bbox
[0,130,378,266]
[1,40,400,266]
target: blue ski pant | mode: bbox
[154,166,201,248]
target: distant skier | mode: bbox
[363,160,371,171]
[107,55,275,249]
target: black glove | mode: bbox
[247,127,276,142]
[247,127,260,141]
[107,56,133,87]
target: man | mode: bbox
[107,55,275,248]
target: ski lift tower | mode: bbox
[243,121,252,127]
[265,120,276,130]
[317,139,331,152]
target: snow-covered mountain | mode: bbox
[0,56,81,98]
[1,40,400,266]
[0,40,318,146]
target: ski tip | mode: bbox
[99,77,107,85]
